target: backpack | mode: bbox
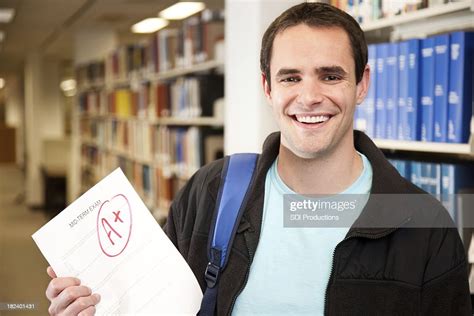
[198,153,259,316]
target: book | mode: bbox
[420,37,435,142]
[397,41,409,140]
[169,74,224,118]
[406,39,421,141]
[433,34,450,143]
[202,9,225,61]
[375,43,388,139]
[366,43,377,138]
[410,161,422,190]
[447,31,474,143]
[355,44,377,136]
[386,43,398,140]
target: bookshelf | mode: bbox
[77,113,224,126]
[73,10,225,224]
[343,0,474,295]
[361,0,473,32]
[374,136,474,156]
[349,0,474,158]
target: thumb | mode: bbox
[46,266,57,279]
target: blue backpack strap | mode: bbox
[199,153,258,316]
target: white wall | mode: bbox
[24,53,64,206]
[41,59,64,139]
[4,74,25,166]
[224,0,300,154]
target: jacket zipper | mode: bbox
[323,218,411,315]
[227,231,254,316]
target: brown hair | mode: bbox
[260,2,368,89]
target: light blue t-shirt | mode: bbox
[232,153,373,316]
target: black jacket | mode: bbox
[165,131,471,315]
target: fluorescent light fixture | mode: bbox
[131,18,169,34]
[60,79,76,92]
[0,8,15,23]
[0,31,4,42]
[0,78,5,89]
[159,2,205,20]
[60,79,77,97]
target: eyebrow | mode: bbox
[275,66,348,78]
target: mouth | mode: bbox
[290,113,333,129]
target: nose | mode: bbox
[295,77,324,108]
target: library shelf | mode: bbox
[361,0,473,32]
[102,59,224,89]
[147,59,224,81]
[157,116,224,126]
[78,113,224,127]
[77,80,106,93]
[373,137,474,156]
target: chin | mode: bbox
[287,142,330,159]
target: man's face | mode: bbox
[263,24,369,159]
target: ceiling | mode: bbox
[0,0,224,74]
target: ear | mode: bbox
[261,72,272,103]
[355,64,370,105]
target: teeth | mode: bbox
[295,115,330,123]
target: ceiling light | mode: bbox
[159,2,205,20]
[131,18,169,34]
[0,8,15,23]
[60,79,76,92]
[0,31,4,42]
[0,78,5,89]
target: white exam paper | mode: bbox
[32,168,203,315]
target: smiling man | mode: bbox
[45,2,471,316]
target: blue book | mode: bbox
[420,162,432,193]
[175,128,184,174]
[398,39,421,141]
[398,41,409,140]
[420,37,435,142]
[355,44,377,136]
[366,44,377,138]
[447,31,474,143]
[431,163,442,198]
[375,43,389,139]
[354,101,363,131]
[410,161,422,190]
[405,40,421,141]
[433,34,450,143]
[386,43,399,139]
[395,160,411,179]
[441,164,456,222]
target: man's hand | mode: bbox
[45,266,101,316]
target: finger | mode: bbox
[46,266,57,279]
[51,285,92,314]
[63,294,100,316]
[77,305,96,316]
[47,285,90,315]
[46,277,81,301]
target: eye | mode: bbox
[323,75,341,81]
[280,76,300,83]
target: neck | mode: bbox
[277,135,363,195]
